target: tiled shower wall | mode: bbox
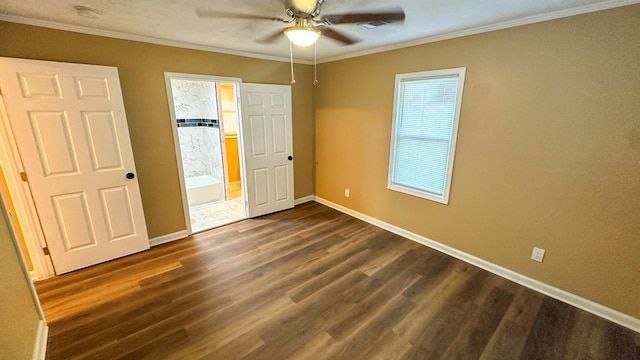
[171,79,218,119]
[171,79,224,182]
[177,123,223,180]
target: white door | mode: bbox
[240,83,294,217]
[0,57,149,274]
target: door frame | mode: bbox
[0,95,55,279]
[163,72,247,233]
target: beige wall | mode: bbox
[0,21,315,238]
[315,5,640,318]
[0,195,43,359]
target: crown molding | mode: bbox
[318,0,640,64]
[0,13,314,65]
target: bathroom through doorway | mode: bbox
[165,74,246,233]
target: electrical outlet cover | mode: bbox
[531,247,545,262]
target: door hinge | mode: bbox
[20,172,28,182]
[42,247,50,256]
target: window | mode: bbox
[388,67,466,204]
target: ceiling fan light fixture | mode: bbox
[284,27,320,47]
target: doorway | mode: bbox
[165,74,246,233]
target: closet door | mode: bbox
[0,57,149,274]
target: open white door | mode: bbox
[0,57,149,274]
[240,83,294,218]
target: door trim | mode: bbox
[0,94,55,279]
[164,72,246,234]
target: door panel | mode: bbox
[274,165,289,202]
[253,168,270,207]
[30,111,80,176]
[269,93,285,108]
[272,115,287,154]
[0,57,149,274]
[99,186,136,240]
[53,192,96,250]
[249,115,267,156]
[19,73,62,98]
[74,76,110,99]
[84,112,123,170]
[241,83,294,218]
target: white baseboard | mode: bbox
[33,320,48,360]
[149,230,190,247]
[294,195,315,205]
[314,196,640,333]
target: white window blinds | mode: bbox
[388,68,466,204]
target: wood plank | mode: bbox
[440,286,515,359]
[35,202,640,359]
[479,287,545,359]
[520,297,575,359]
[323,295,417,360]
[360,331,413,360]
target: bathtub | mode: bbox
[185,175,224,205]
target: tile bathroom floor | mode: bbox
[190,196,245,233]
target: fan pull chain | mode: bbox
[313,41,318,85]
[289,41,296,84]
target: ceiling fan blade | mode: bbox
[196,9,287,22]
[256,29,285,44]
[321,10,405,25]
[320,27,360,46]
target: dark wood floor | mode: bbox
[36,202,639,359]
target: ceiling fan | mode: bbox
[197,0,405,47]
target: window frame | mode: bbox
[387,67,466,204]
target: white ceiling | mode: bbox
[0,0,637,63]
